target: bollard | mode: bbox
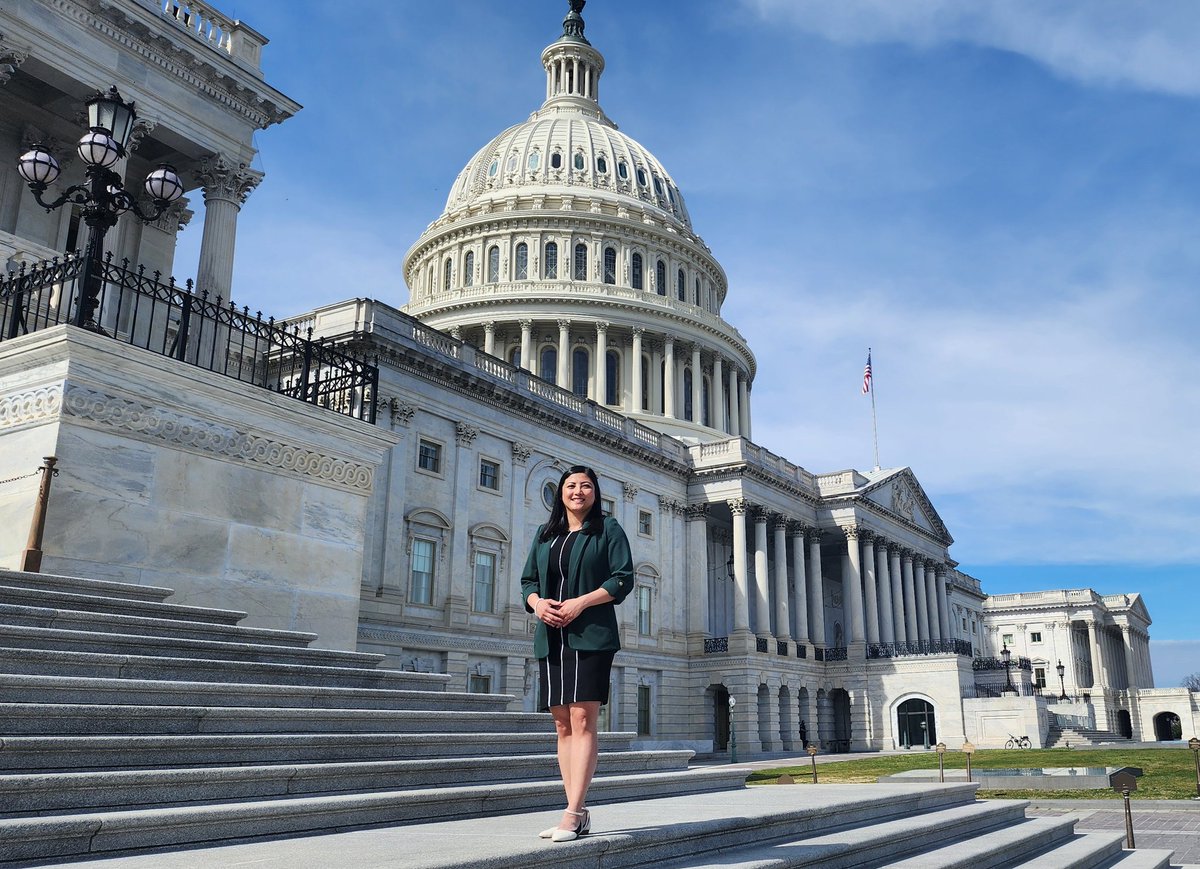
[20,457,58,573]
[728,695,737,765]
[936,742,946,782]
[808,744,819,784]
[1189,737,1200,800]
[1109,769,1140,848]
[962,741,975,783]
[1123,787,1135,848]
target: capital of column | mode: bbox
[727,498,749,516]
[595,320,610,333]
[842,525,861,541]
[786,520,809,538]
[859,528,875,543]
[887,542,903,557]
[770,513,790,532]
[685,503,710,522]
[750,506,770,525]
[622,482,639,501]
[631,325,645,337]
[455,422,479,446]
[805,527,822,544]
[557,318,571,330]
[194,154,263,206]
[511,443,531,464]
[900,548,915,564]
[518,319,533,330]
[483,321,496,334]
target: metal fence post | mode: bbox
[20,457,59,573]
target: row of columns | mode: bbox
[1084,620,1155,691]
[480,319,752,437]
[724,503,951,649]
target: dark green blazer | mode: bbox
[519,516,633,658]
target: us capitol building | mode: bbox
[0,0,1193,752]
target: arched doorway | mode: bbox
[1116,709,1133,739]
[798,687,811,748]
[757,684,772,751]
[897,698,936,749]
[778,685,794,751]
[830,688,851,752]
[712,685,730,751]
[1153,711,1181,741]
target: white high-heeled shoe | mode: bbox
[551,808,590,843]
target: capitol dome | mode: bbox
[403,0,757,444]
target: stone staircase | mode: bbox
[1046,723,1133,748]
[0,567,1182,868]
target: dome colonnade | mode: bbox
[402,0,755,443]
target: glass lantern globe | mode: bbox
[86,86,137,151]
[77,130,121,169]
[144,165,184,203]
[17,147,61,186]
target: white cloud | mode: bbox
[739,0,1200,96]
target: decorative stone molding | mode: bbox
[842,525,860,540]
[657,494,673,513]
[144,196,193,233]
[389,401,416,427]
[769,513,789,532]
[0,39,29,85]
[787,520,809,537]
[727,497,748,516]
[0,384,64,432]
[62,384,374,491]
[454,422,478,446]
[685,503,709,521]
[127,119,157,154]
[622,481,638,501]
[511,443,531,464]
[194,155,264,206]
[891,482,917,522]
[805,527,822,543]
[750,506,769,524]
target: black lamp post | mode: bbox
[16,86,184,331]
[727,695,737,764]
[1056,659,1068,701]
[1001,643,1016,693]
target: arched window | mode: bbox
[443,258,452,290]
[574,243,587,280]
[544,241,558,279]
[655,260,666,296]
[539,346,557,384]
[464,251,474,287]
[702,376,711,426]
[515,243,528,280]
[694,277,701,305]
[677,268,685,301]
[603,247,616,285]
[684,368,694,421]
[571,348,589,397]
[487,246,499,283]
[509,347,521,368]
[605,350,620,406]
[631,253,643,290]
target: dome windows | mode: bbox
[507,154,518,173]
[617,160,628,180]
[631,253,644,290]
[464,251,475,287]
[544,242,558,279]
[528,151,541,170]
[596,155,608,174]
[636,167,647,188]
[487,160,499,178]
[573,151,585,171]
[655,260,666,296]
[573,243,588,280]
[603,247,616,285]
[550,151,563,170]
[653,176,664,198]
[515,243,529,280]
[676,268,685,301]
[487,246,500,283]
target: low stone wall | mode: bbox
[0,326,396,650]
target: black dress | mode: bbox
[537,531,616,711]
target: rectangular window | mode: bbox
[473,551,496,613]
[417,439,441,473]
[468,674,491,694]
[479,458,500,491]
[1029,631,1043,643]
[637,586,652,635]
[1001,633,1014,648]
[1034,667,1047,689]
[601,498,615,518]
[637,684,651,735]
[410,538,435,605]
[638,510,652,537]
[962,617,968,631]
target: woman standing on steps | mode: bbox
[520,464,633,843]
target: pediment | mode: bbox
[859,468,952,544]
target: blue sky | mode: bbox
[176,1,1198,684]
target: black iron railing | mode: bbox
[703,637,728,654]
[776,640,789,656]
[964,683,1044,699]
[867,639,974,659]
[796,644,807,659]
[755,637,769,653]
[0,254,377,423]
[824,646,848,661]
[973,655,1034,672]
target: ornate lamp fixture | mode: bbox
[1001,643,1016,694]
[16,86,184,330]
[1056,659,1068,700]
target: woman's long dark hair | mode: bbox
[540,465,604,541]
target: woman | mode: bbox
[520,464,633,843]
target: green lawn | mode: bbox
[746,749,1200,800]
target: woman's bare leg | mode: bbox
[551,704,574,815]
[565,701,600,814]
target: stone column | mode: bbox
[861,531,880,644]
[483,321,496,356]
[663,335,676,419]
[728,367,741,436]
[772,515,791,642]
[807,529,825,646]
[1086,620,1104,689]
[842,527,865,644]
[1120,626,1137,690]
[685,505,710,643]
[194,155,263,298]
[712,354,725,432]
[556,319,570,387]
[875,539,895,644]
[729,499,750,634]
[924,563,941,642]
[519,320,533,371]
[630,327,644,412]
[738,377,750,438]
[901,550,918,641]
[594,321,608,404]
[913,557,930,642]
[752,508,771,637]
[935,565,951,640]
[690,343,703,423]
[789,523,810,645]
[889,544,905,643]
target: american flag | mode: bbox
[861,351,873,395]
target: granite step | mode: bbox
[0,602,317,647]
[0,767,751,865]
[0,702,551,735]
[0,623,385,667]
[0,569,175,604]
[882,815,1082,867]
[0,730,638,771]
[0,749,695,815]
[1003,828,1135,868]
[0,673,507,711]
[0,581,244,625]
[0,646,447,691]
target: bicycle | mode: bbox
[1004,734,1032,749]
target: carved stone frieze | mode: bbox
[891,482,917,522]
[511,443,531,464]
[622,481,638,501]
[389,401,416,427]
[62,384,373,491]
[0,384,64,432]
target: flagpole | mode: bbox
[865,347,880,471]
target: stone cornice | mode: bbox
[690,463,821,508]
